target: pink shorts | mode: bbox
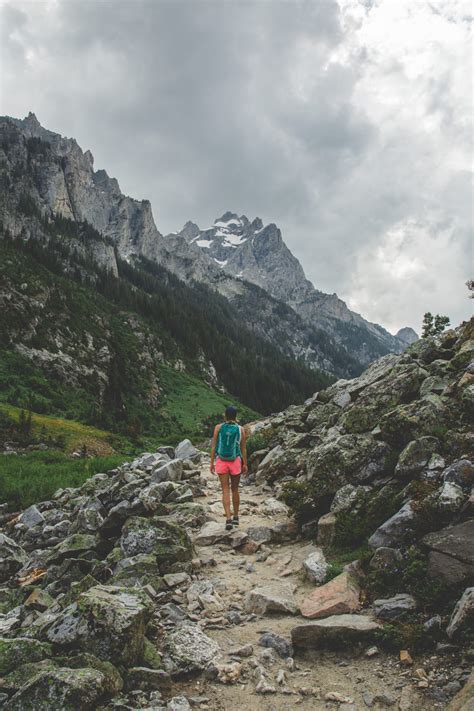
[215,456,242,476]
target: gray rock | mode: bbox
[444,459,474,488]
[373,594,417,621]
[291,614,380,648]
[423,615,442,634]
[19,505,45,529]
[427,551,474,587]
[175,439,201,462]
[244,582,298,615]
[330,485,368,514]
[247,526,273,543]
[302,548,328,584]
[368,502,417,549]
[437,482,466,511]
[4,667,106,710]
[167,697,192,711]
[447,588,474,639]
[151,459,184,484]
[0,534,28,582]
[194,522,231,546]
[259,632,293,658]
[46,585,152,666]
[423,520,474,567]
[163,622,220,674]
[157,446,176,459]
[395,436,440,477]
[120,516,193,571]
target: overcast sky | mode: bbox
[1,0,472,334]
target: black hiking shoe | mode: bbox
[225,519,233,531]
[232,515,239,526]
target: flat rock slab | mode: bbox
[291,613,380,648]
[373,593,417,621]
[245,582,298,615]
[300,572,361,619]
[194,522,232,546]
[423,520,474,566]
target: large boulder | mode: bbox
[19,505,45,529]
[45,534,98,565]
[291,614,380,648]
[368,502,418,549]
[394,436,440,477]
[300,572,361,619]
[163,622,220,674]
[120,516,193,571]
[444,460,474,488]
[423,520,474,568]
[0,637,52,675]
[151,459,184,484]
[4,667,107,710]
[306,435,392,493]
[111,554,165,591]
[46,585,152,666]
[0,534,28,582]
[175,440,201,462]
[244,582,298,615]
[426,551,474,587]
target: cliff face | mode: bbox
[180,212,417,366]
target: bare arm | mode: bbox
[240,426,248,474]
[210,424,221,473]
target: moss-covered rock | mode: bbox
[119,516,194,572]
[0,637,52,676]
[4,666,107,710]
[111,553,166,591]
[0,534,28,582]
[46,585,152,667]
[142,637,163,670]
[57,653,123,694]
[306,434,392,492]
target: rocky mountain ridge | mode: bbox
[178,211,419,364]
[1,113,416,378]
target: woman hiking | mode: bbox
[210,405,248,530]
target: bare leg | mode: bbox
[219,474,232,519]
[230,474,241,517]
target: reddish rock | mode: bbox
[300,572,361,619]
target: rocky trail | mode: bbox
[166,463,466,711]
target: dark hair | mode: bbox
[225,405,237,421]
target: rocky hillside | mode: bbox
[179,212,418,365]
[0,320,472,710]
[0,113,415,379]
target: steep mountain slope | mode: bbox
[180,212,418,365]
[0,113,366,379]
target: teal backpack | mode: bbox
[216,422,242,461]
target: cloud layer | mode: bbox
[1,0,472,333]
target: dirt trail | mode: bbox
[171,464,447,711]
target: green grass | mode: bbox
[0,450,128,510]
[155,364,260,443]
[0,403,125,455]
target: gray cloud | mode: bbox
[0,0,472,333]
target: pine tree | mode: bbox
[422,312,450,337]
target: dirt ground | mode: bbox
[167,464,453,710]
